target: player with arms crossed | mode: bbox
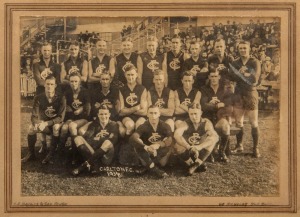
[130,105,173,178]
[183,41,209,89]
[33,42,61,95]
[147,69,175,132]
[88,39,114,90]
[229,41,261,157]
[166,35,186,90]
[60,41,88,92]
[59,72,91,163]
[72,105,119,176]
[174,103,219,175]
[137,36,167,90]
[22,75,66,164]
[111,37,138,88]
[174,71,201,129]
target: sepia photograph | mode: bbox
[2,0,299,215]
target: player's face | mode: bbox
[153,74,165,89]
[100,74,111,88]
[208,72,220,86]
[172,38,181,52]
[147,41,158,55]
[98,109,111,124]
[96,41,107,54]
[44,79,56,94]
[69,45,79,58]
[125,69,137,84]
[69,75,81,91]
[238,43,250,58]
[190,44,201,57]
[121,41,133,54]
[147,107,160,123]
[182,75,194,90]
[214,41,225,56]
[41,45,52,59]
[188,108,202,124]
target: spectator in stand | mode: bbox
[250,32,263,47]
[127,25,132,35]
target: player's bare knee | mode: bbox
[52,124,61,136]
[124,120,135,134]
[69,122,78,135]
[175,120,183,129]
[118,122,126,137]
[28,124,37,135]
[166,119,175,132]
[101,140,113,152]
[135,118,146,129]
[74,136,84,147]
[61,123,69,134]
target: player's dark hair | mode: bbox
[99,70,112,78]
[190,41,200,47]
[45,75,56,83]
[148,104,159,111]
[124,63,137,73]
[42,41,51,47]
[147,36,158,43]
[69,72,81,80]
[98,104,110,112]
[188,102,202,110]
[153,69,165,76]
[122,37,133,42]
[69,40,80,47]
[172,34,181,41]
[181,71,195,79]
[214,38,225,47]
[237,40,250,48]
[96,38,107,44]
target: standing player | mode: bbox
[137,36,167,90]
[21,75,66,164]
[208,39,234,87]
[130,105,173,178]
[72,105,119,176]
[60,41,88,92]
[87,39,114,90]
[200,70,234,162]
[59,73,91,161]
[33,42,61,95]
[183,41,209,89]
[166,35,186,90]
[229,41,261,157]
[147,70,175,132]
[111,37,138,88]
[174,103,219,175]
[174,71,201,129]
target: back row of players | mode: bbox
[22,35,261,178]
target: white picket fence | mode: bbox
[20,73,37,97]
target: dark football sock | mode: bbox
[251,127,259,148]
[198,149,212,162]
[219,135,229,154]
[27,134,37,154]
[135,146,152,167]
[77,144,93,160]
[178,150,191,162]
[88,148,106,164]
[236,126,244,145]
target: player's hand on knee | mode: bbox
[144,146,157,157]
[38,121,48,131]
[189,146,199,159]
[149,143,160,150]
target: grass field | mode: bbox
[21,99,280,197]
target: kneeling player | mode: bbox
[130,105,173,178]
[22,75,66,164]
[174,103,219,175]
[60,73,91,162]
[72,105,119,176]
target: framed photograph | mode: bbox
[2,0,298,215]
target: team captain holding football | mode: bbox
[22,36,262,178]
